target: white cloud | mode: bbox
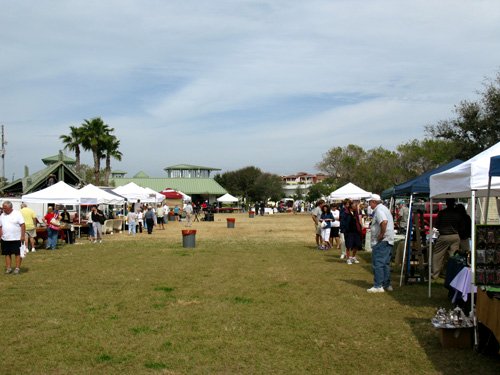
[1,0,499,180]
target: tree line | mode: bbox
[313,71,500,197]
[58,72,499,200]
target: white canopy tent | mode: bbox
[22,181,97,205]
[329,182,371,200]
[429,141,500,346]
[112,182,156,203]
[430,141,500,199]
[79,184,125,205]
[144,187,165,204]
[216,193,239,203]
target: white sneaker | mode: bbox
[31,249,36,253]
[346,258,353,265]
[385,286,394,292]
[340,254,346,259]
[352,257,360,264]
[367,287,385,293]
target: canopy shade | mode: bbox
[430,141,500,198]
[490,155,500,177]
[22,181,97,205]
[329,182,371,200]
[143,187,165,204]
[112,182,156,203]
[160,188,183,199]
[216,193,239,202]
[79,184,125,205]
[393,160,463,196]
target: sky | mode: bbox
[1,0,500,181]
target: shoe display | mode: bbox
[384,286,394,292]
[367,287,385,293]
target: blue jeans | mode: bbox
[128,221,136,235]
[47,227,59,249]
[371,241,393,288]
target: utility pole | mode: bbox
[1,125,6,184]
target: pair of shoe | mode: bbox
[367,286,385,293]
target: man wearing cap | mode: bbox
[367,194,395,293]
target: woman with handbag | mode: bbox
[43,206,60,250]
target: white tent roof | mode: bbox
[143,187,165,204]
[22,181,97,205]
[329,182,372,200]
[430,141,500,198]
[79,184,125,205]
[216,193,239,202]
[112,182,155,203]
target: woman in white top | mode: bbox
[136,209,144,234]
[330,203,342,249]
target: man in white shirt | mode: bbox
[184,202,193,227]
[0,201,26,275]
[367,194,394,293]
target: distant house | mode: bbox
[111,164,227,203]
[281,172,327,197]
[0,151,85,196]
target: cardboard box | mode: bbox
[438,328,473,349]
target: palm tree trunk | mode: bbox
[93,152,100,185]
[104,156,111,186]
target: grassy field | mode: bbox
[0,213,498,374]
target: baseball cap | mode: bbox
[367,194,381,202]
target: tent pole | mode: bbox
[471,191,478,347]
[399,194,413,286]
[428,198,433,298]
[484,176,492,224]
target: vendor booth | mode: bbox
[329,182,371,201]
[430,141,500,347]
[390,160,463,286]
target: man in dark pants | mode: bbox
[431,198,465,279]
[145,206,155,234]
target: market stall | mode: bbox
[429,141,500,347]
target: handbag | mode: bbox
[20,242,28,258]
[50,217,61,227]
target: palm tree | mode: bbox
[80,117,113,185]
[102,135,122,185]
[59,126,83,174]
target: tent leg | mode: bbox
[471,191,478,348]
[428,198,433,298]
[399,194,413,287]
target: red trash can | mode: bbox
[181,229,196,248]
[226,218,236,228]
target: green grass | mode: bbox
[0,214,498,374]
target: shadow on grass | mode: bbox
[406,318,500,374]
